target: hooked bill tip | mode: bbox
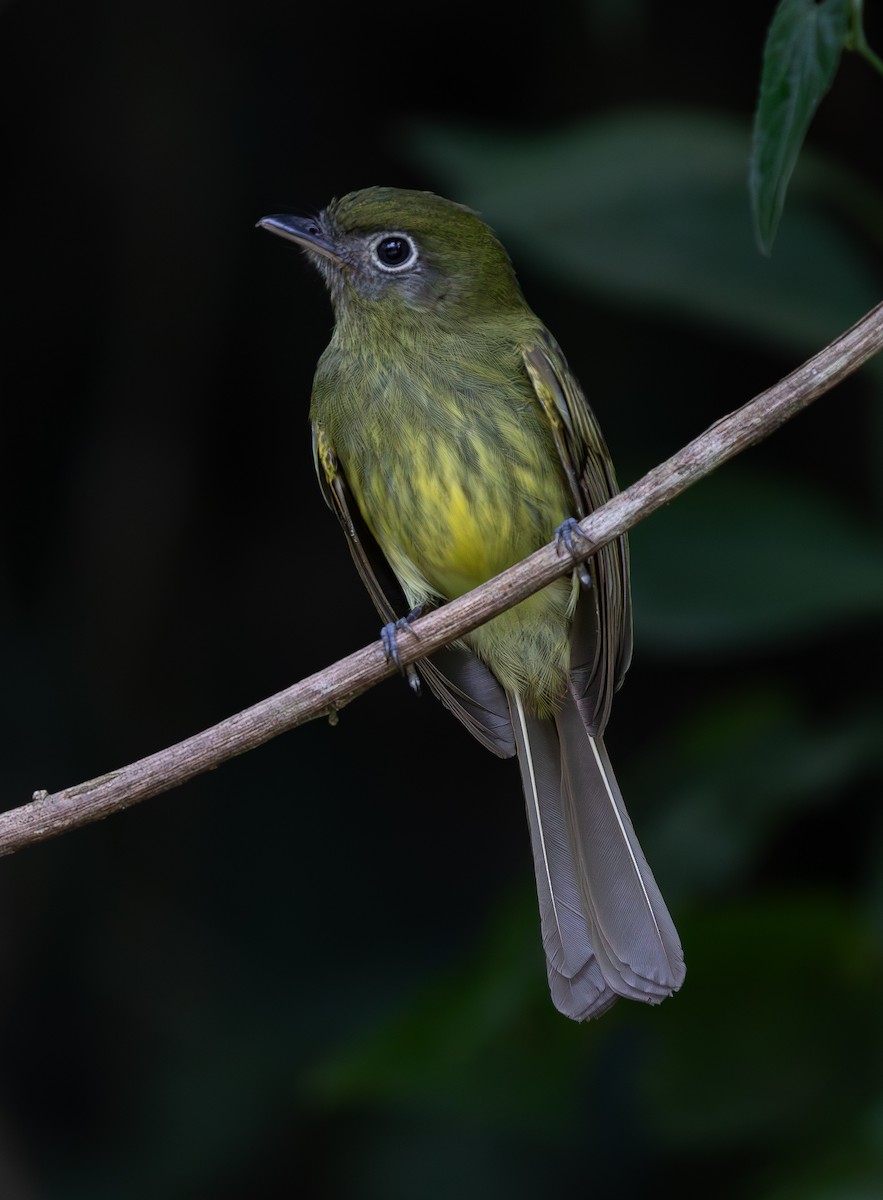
[257,214,344,265]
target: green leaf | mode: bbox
[749,0,851,252]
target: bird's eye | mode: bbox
[373,234,417,271]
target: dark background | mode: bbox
[2,1,883,1197]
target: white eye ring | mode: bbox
[371,232,418,272]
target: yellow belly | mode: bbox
[356,417,566,593]
[350,425,576,715]
[321,338,578,714]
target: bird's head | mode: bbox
[259,186,525,326]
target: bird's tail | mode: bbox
[510,690,685,1021]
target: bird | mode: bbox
[259,187,685,1020]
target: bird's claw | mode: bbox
[555,518,593,588]
[381,607,425,694]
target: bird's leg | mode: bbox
[555,518,593,589]
[381,606,425,695]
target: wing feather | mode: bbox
[522,330,633,730]
[312,422,515,757]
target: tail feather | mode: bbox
[511,691,684,1020]
[512,694,615,1020]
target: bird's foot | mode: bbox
[555,518,593,588]
[381,606,425,695]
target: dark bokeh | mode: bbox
[2,2,882,1197]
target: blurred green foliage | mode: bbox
[407,111,883,348]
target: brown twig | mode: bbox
[2,301,882,858]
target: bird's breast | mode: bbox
[334,369,570,603]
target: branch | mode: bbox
[3,302,882,857]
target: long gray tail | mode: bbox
[511,691,685,1021]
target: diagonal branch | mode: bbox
[2,301,882,858]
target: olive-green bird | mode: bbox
[259,187,685,1020]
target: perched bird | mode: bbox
[259,188,684,1020]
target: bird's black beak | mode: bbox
[257,214,344,265]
